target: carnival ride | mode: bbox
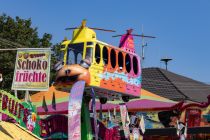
[54,20,142,102]
[53,20,154,139]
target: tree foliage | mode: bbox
[0,14,53,96]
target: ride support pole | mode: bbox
[91,88,98,140]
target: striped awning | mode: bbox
[0,121,42,140]
[31,86,177,114]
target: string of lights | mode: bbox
[0,37,25,50]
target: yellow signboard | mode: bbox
[12,48,51,91]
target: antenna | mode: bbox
[161,57,172,70]
[141,24,146,61]
[140,24,156,67]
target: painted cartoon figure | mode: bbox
[26,112,37,132]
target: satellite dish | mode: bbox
[161,57,173,70]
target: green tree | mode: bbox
[0,14,54,97]
[50,43,61,83]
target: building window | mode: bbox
[67,43,84,65]
[118,52,124,70]
[103,46,109,65]
[110,49,116,68]
[95,44,101,64]
[67,50,75,64]
[76,53,83,64]
[133,56,138,75]
[125,54,131,73]
[85,47,93,63]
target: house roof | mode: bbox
[142,67,210,103]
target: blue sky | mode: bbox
[1,0,210,83]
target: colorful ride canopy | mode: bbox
[32,87,177,115]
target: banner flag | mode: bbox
[176,120,180,136]
[139,115,145,134]
[184,122,187,138]
[108,109,111,121]
[113,107,116,118]
[132,128,140,140]
[91,88,98,140]
[120,104,130,138]
[68,81,85,140]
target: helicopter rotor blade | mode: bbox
[89,27,116,32]
[132,34,156,38]
[65,27,115,32]
[65,27,78,30]
[112,34,123,37]
[112,34,156,38]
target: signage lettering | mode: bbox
[12,48,51,91]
